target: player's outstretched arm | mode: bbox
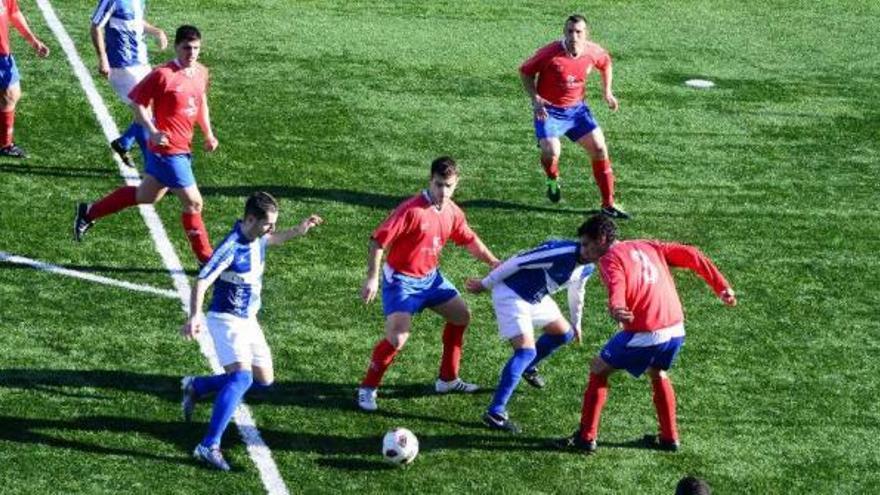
[464,238,500,268]
[361,239,384,303]
[267,214,323,246]
[660,242,734,303]
[143,22,168,51]
[11,11,49,58]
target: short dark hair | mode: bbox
[244,191,279,220]
[577,214,617,242]
[675,476,712,495]
[430,156,459,179]
[566,14,589,28]
[175,25,201,45]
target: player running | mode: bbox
[74,25,218,264]
[0,0,49,158]
[465,235,595,433]
[520,14,628,218]
[180,191,323,471]
[556,214,737,453]
[357,156,499,412]
[90,0,168,167]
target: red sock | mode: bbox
[0,110,14,147]
[591,158,615,208]
[181,212,213,263]
[540,155,559,179]
[579,373,609,442]
[439,322,466,381]
[361,338,399,388]
[652,376,678,442]
[87,186,138,221]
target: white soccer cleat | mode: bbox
[435,377,479,394]
[357,387,378,411]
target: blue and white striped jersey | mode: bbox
[482,240,595,326]
[198,221,269,319]
[91,0,148,68]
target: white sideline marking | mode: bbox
[0,251,178,298]
[36,2,289,493]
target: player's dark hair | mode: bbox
[175,25,201,45]
[430,156,459,179]
[566,14,589,28]
[244,191,279,220]
[675,476,712,495]
[577,214,617,242]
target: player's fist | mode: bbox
[32,39,49,58]
[204,135,219,152]
[296,214,324,236]
[181,315,203,340]
[610,306,634,323]
[156,30,169,51]
[605,93,619,111]
[464,278,485,294]
[720,288,737,306]
[572,325,582,344]
[150,130,170,147]
[97,59,110,78]
[361,277,379,304]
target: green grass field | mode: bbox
[1,0,878,493]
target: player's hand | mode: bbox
[156,30,169,51]
[605,94,619,112]
[97,59,110,78]
[181,315,203,340]
[532,97,548,121]
[361,277,379,304]
[489,258,502,269]
[150,130,170,147]
[572,325,582,344]
[296,214,324,236]
[610,306,634,323]
[720,288,737,307]
[464,278,485,294]
[32,39,50,58]
[204,135,219,152]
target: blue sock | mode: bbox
[526,330,575,373]
[192,373,229,399]
[118,122,141,151]
[201,370,253,448]
[488,348,537,415]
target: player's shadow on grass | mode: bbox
[200,185,587,215]
[0,261,174,277]
[0,162,118,179]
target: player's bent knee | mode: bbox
[386,332,410,350]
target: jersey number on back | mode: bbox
[630,249,659,284]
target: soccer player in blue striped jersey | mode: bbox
[466,237,595,433]
[90,0,167,166]
[180,191,323,471]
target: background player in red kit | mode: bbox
[520,14,628,218]
[357,156,499,411]
[558,214,737,453]
[0,0,50,158]
[74,25,218,264]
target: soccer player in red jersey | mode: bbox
[0,0,49,158]
[520,14,628,218]
[357,156,499,411]
[74,25,219,264]
[557,214,737,453]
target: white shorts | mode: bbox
[109,64,151,104]
[206,312,273,369]
[491,283,565,340]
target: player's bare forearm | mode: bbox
[89,25,110,76]
[12,12,48,57]
[599,67,618,111]
[197,95,219,151]
[267,214,323,246]
[143,22,168,50]
[465,239,499,268]
[361,239,384,303]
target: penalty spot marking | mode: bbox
[35,1,289,494]
[685,78,715,89]
[0,251,178,299]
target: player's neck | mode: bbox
[423,189,445,211]
[562,39,582,58]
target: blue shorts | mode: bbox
[144,151,196,188]
[600,332,684,377]
[381,267,460,316]
[534,102,598,142]
[0,55,20,89]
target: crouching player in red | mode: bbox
[557,214,736,453]
[180,192,323,471]
[357,156,499,411]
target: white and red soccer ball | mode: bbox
[382,427,419,466]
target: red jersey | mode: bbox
[599,240,730,332]
[372,191,477,278]
[519,40,611,108]
[0,0,20,56]
[128,60,209,155]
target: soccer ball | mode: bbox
[381,427,419,465]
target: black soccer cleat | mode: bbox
[521,368,546,389]
[642,434,680,452]
[554,430,597,454]
[600,205,631,220]
[0,143,27,158]
[482,411,522,434]
[73,202,94,242]
[546,178,561,203]
[110,138,135,167]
